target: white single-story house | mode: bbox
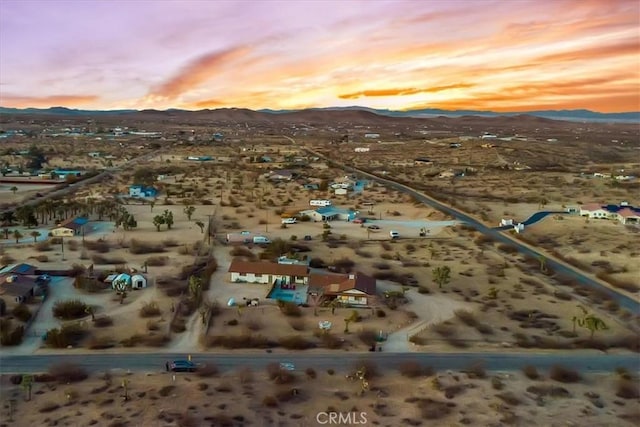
[580,203,640,224]
[51,217,89,237]
[228,259,309,285]
[300,206,359,222]
[335,188,348,196]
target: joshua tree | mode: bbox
[344,310,359,333]
[195,220,205,233]
[113,279,128,304]
[183,205,196,221]
[21,374,33,401]
[573,305,608,339]
[121,378,130,401]
[30,230,41,243]
[149,199,155,212]
[10,186,17,195]
[188,275,203,303]
[539,256,547,273]
[152,214,165,232]
[12,230,23,244]
[163,210,174,229]
[85,306,95,321]
[432,266,451,289]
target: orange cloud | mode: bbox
[0,94,98,108]
[150,46,250,99]
[339,83,474,99]
[535,39,639,63]
[192,98,226,109]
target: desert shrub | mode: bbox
[279,301,302,317]
[491,377,505,390]
[308,257,326,268]
[522,365,540,380]
[305,368,317,379]
[91,254,126,265]
[53,299,88,320]
[230,246,257,260]
[454,310,478,327]
[327,369,335,375]
[332,257,355,273]
[162,238,179,247]
[205,334,273,349]
[616,379,640,399]
[376,308,386,318]
[196,363,219,378]
[87,335,116,349]
[279,335,315,350]
[549,365,581,383]
[12,304,32,322]
[39,402,61,413]
[320,333,343,349]
[0,319,24,346]
[83,239,110,253]
[266,363,297,383]
[45,324,87,348]
[418,398,453,420]
[34,241,52,252]
[262,395,278,407]
[93,316,113,327]
[170,318,186,333]
[475,323,493,335]
[288,318,307,331]
[496,391,522,406]
[353,360,379,380]
[48,363,88,383]
[358,329,378,346]
[145,256,169,266]
[159,385,175,397]
[35,255,49,262]
[431,323,457,337]
[139,301,162,318]
[227,318,238,326]
[67,240,79,251]
[399,361,434,378]
[68,263,87,277]
[129,239,165,254]
[464,361,486,379]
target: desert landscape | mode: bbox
[0,109,639,427]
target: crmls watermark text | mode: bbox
[316,412,368,425]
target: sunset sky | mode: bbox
[0,0,638,112]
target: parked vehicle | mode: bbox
[389,230,400,239]
[253,236,271,244]
[310,199,332,207]
[279,362,295,371]
[367,224,380,230]
[168,360,196,372]
[353,218,365,224]
[304,235,312,241]
[281,217,297,224]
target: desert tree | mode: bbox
[10,186,17,195]
[195,220,205,233]
[188,275,203,303]
[432,266,451,289]
[572,305,608,339]
[12,230,23,244]
[149,199,156,212]
[113,279,129,304]
[30,230,41,243]
[85,306,95,321]
[21,374,33,401]
[152,214,165,232]
[344,310,359,333]
[163,210,174,229]
[183,205,196,221]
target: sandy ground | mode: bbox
[1,366,638,427]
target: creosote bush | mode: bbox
[549,365,581,383]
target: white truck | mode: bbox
[310,199,332,207]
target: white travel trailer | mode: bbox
[310,199,332,207]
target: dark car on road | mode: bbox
[168,360,196,372]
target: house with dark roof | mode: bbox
[0,274,43,303]
[308,272,376,307]
[51,217,89,237]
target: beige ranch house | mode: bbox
[228,260,309,285]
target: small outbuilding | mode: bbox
[131,274,147,289]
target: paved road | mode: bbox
[0,351,637,374]
[305,148,640,314]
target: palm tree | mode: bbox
[12,230,23,244]
[432,266,451,289]
[29,231,41,243]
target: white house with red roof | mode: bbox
[580,202,640,224]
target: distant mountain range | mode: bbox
[0,105,638,123]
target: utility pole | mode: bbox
[206,214,213,246]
